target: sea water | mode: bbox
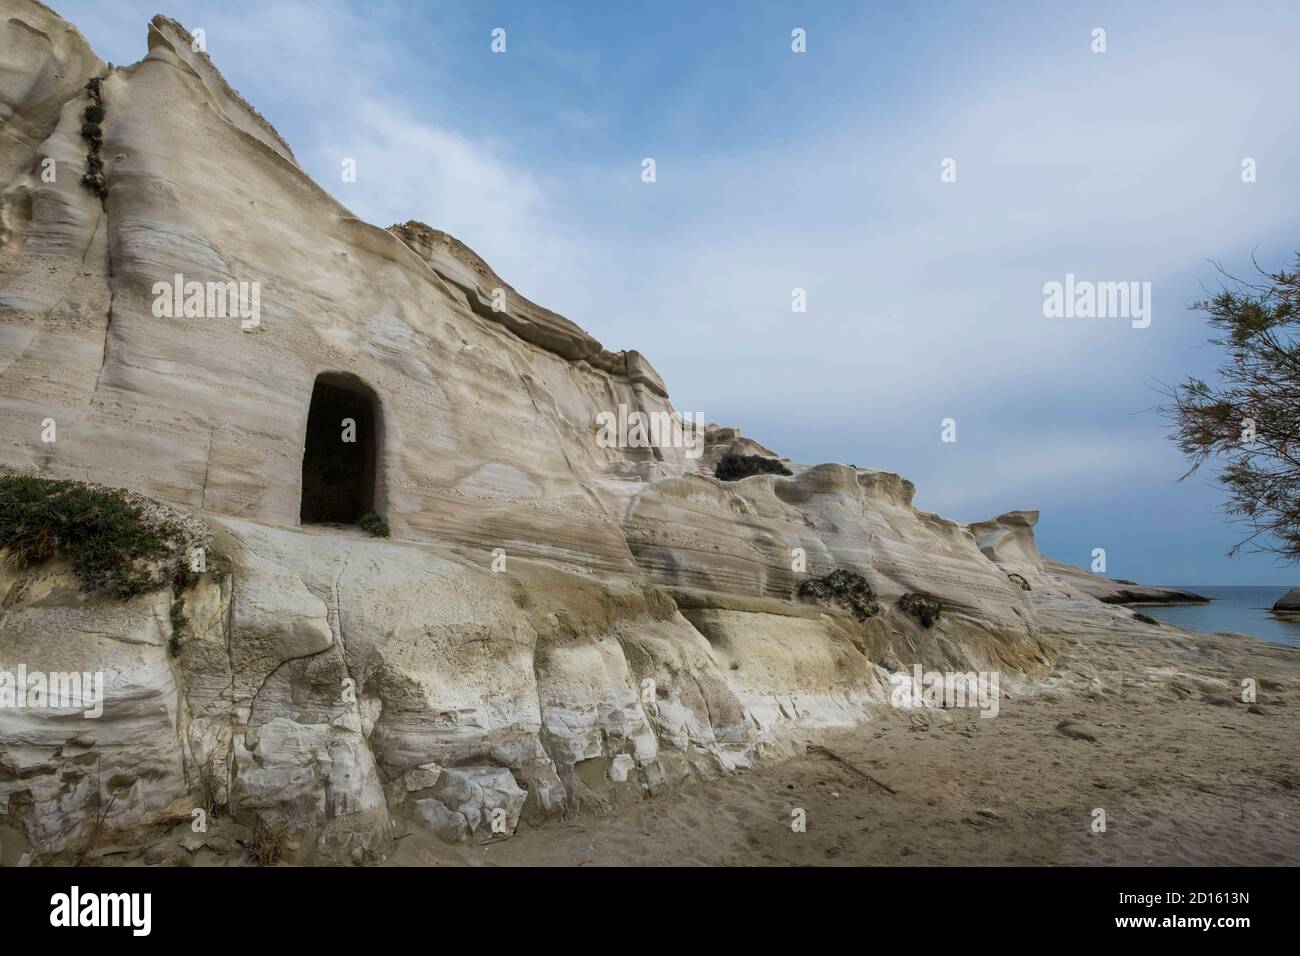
[1139,586,1300,649]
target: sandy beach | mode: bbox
[389,597,1300,867]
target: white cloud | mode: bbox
[327,101,543,242]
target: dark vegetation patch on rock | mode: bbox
[797,569,880,621]
[80,76,107,199]
[1006,572,1031,591]
[0,473,198,599]
[1133,612,1160,626]
[898,592,942,628]
[358,512,390,538]
[714,453,792,482]
[168,553,202,657]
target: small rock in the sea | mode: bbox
[1055,719,1100,741]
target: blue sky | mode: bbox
[51,0,1300,585]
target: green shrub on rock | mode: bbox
[797,569,880,621]
[899,592,942,628]
[80,171,107,197]
[715,453,792,481]
[79,76,108,200]
[0,473,185,598]
[358,512,390,538]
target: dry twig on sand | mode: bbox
[806,744,898,795]
[77,789,122,865]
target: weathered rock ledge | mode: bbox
[968,511,1210,606]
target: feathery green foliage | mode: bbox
[0,474,181,598]
[1162,255,1300,560]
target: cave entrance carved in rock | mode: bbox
[300,372,381,525]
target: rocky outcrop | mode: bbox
[1273,587,1300,613]
[0,2,1166,865]
[970,511,1209,606]
[1041,560,1208,606]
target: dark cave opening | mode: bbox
[300,374,380,525]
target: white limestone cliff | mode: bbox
[0,2,1157,864]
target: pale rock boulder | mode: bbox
[511,567,767,802]
[231,712,391,861]
[532,625,661,810]
[413,796,469,843]
[1272,587,1300,613]
[415,766,528,842]
[967,510,1054,592]
[221,541,334,713]
[0,562,186,853]
[682,606,888,734]
[209,518,565,828]
[403,763,442,792]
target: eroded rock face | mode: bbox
[969,510,1209,606]
[0,561,184,855]
[0,1,1077,863]
[415,767,528,842]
